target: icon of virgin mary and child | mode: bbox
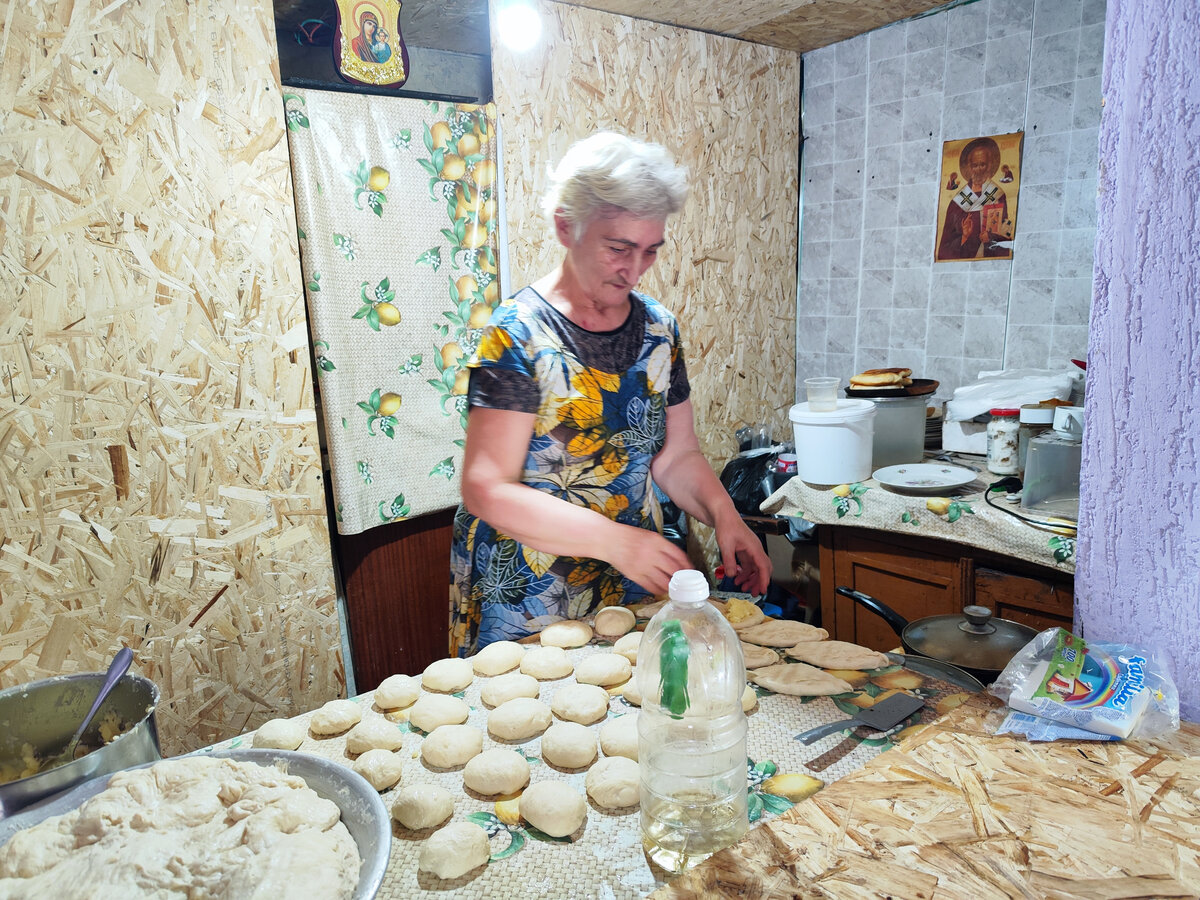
[351,10,392,63]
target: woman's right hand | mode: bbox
[605,524,692,596]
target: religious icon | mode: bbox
[332,0,410,89]
[934,131,1023,263]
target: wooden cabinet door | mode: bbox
[975,566,1074,634]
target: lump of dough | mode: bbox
[539,620,592,648]
[353,748,403,791]
[593,606,636,640]
[550,683,610,725]
[462,747,530,796]
[392,783,454,830]
[742,684,758,712]
[574,652,632,687]
[480,671,540,707]
[519,780,586,838]
[599,713,639,761]
[422,657,474,693]
[472,640,525,676]
[487,697,552,741]
[409,694,470,733]
[539,721,597,769]
[420,724,483,769]
[520,646,574,680]
[586,755,640,809]
[252,717,305,750]
[419,821,490,879]
[374,673,421,709]
[613,632,641,664]
[345,716,405,754]
[309,699,363,735]
[620,675,642,707]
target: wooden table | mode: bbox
[654,694,1200,899]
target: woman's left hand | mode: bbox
[713,514,772,596]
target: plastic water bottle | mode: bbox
[637,569,748,873]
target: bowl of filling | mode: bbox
[0,669,161,818]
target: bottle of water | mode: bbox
[637,569,748,873]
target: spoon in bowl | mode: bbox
[46,647,134,770]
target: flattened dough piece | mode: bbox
[463,747,531,796]
[472,640,526,676]
[741,641,780,669]
[488,697,552,741]
[252,717,305,750]
[309,699,363,735]
[374,673,420,709]
[724,597,766,630]
[345,716,405,753]
[786,640,891,671]
[422,657,475,693]
[539,721,597,769]
[419,821,490,879]
[353,748,404,791]
[613,632,641,664]
[480,671,540,708]
[574,652,632,687]
[540,620,592,648]
[748,662,854,696]
[739,620,829,647]
[408,694,470,733]
[550,683,611,724]
[392,783,454,830]
[519,781,586,838]
[586,755,640,809]
[599,713,639,760]
[520,646,574,680]
[421,724,484,768]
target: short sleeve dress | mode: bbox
[449,286,690,656]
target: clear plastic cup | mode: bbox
[804,376,840,412]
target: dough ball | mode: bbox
[586,756,640,809]
[599,713,639,761]
[374,673,420,709]
[613,632,641,664]
[252,717,305,750]
[408,694,470,733]
[480,671,540,708]
[620,675,642,707]
[593,606,636,640]
[418,821,490,880]
[309,699,363,735]
[519,780,587,838]
[539,721,598,769]
[345,716,405,754]
[472,640,525,676]
[540,620,592,649]
[487,697,552,741]
[422,657,475,693]
[353,748,403,791]
[462,747,531,796]
[391,783,454,830]
[520,646,574,680]
[550,683,611,725]
[574,652,632,687]
[421,724,484,769]
[742,684,758,712]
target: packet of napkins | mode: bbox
[988,627,1179,740]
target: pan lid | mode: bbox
[905,606,1037,672]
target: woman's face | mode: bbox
[563,210,665,305]
[363,18,377,39]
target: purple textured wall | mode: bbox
[1079,0,1200,721]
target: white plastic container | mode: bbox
[868,395,927,468]
[789,399,876,485]
[638,570,747,873]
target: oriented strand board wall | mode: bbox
[0,0,342,754]
[492,0,801,477]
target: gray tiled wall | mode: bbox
[798,0,1104,396]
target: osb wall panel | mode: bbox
[492,0,801,483]
[0,0,342,755]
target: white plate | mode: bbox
[872,463,978,494]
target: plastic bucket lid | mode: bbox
[789,398,876,424]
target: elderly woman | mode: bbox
[450,132,771,655]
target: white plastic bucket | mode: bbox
[869,396,927,468]
[789,399,876,485]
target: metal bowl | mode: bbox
[0,671,161,817]
[0,749,391,900]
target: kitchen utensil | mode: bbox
[845,378,939,399]
[45,647,133,770]
[0,749,391,900]
[0,668,160,818]
[872,463,978,494]
[838,586,1038,685]
[883,652,984,692]
[793,691,925,744]
[804,376,840,412]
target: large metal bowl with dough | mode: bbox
[0,748,392,900]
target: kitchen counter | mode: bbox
[654,693,1200,898]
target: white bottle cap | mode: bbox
[668,569,710,605]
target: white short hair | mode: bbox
[541,132,689,238]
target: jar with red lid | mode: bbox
[986,408,1021,475]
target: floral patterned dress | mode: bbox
[449,287,689,656]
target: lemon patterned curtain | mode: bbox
[283,89,500,534]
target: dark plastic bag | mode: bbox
[719,451,778,515]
